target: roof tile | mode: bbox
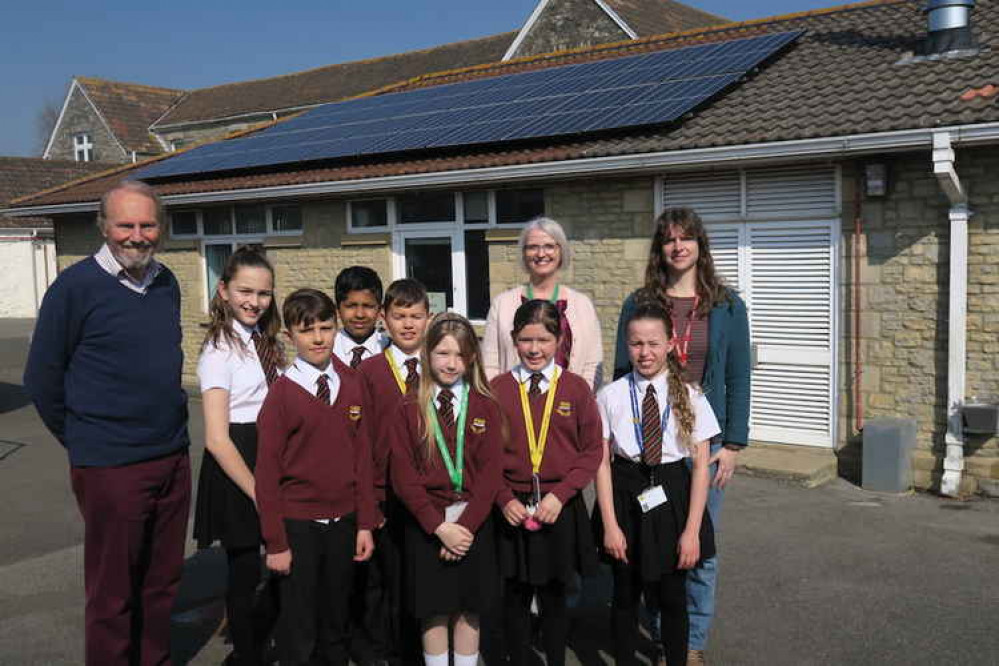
[77,78,183,154]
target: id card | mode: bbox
[637,485,668,513]
[445,501,468,523]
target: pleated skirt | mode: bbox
[193,422,261,550]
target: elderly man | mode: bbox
[25,180,190,666]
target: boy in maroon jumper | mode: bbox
[256,288,377,666]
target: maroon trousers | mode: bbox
[70,450,191,666]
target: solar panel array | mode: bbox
[135,31,802,180]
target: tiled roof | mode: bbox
[604,0,726,36]
[0,157,111,206]
[155,32,517,127]
[16,0,999,208]
[77,78,184,155]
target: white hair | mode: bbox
[518,217,570,272]
[96,180,163,231]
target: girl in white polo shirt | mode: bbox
[193,247,284,666]
[594,296,719,666]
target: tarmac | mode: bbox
[0,319,996,666]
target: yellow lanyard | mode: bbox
[384,348,408,395]
[518,367,560,474]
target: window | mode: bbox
[398,191,455,224]
[170,211,198,237]
[272,205,302,232]
[73,133,93,162]
[235,204,266,235]
[169,203,303,239]
[463,191,489,224]
[349,199,388,230]
[496,188,544,225]
[203,208,233,236]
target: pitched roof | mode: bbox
[155,32,517,127]
[0,156,112,227]
[76,78,184,155]
[16,0,999,208]
[604,0,726,36]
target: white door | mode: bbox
[663,167,839,448]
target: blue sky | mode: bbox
[1,0,842,157]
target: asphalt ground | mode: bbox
[0,319,996,666]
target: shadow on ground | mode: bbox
[171,548,228,665]
[0,382,31,415]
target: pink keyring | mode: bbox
[524,516,542,531]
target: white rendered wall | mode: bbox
[0,238,56,317]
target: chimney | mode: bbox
[920,0,977,56]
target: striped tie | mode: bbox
[641,384,663,466]
[437,389,455,429]
[404,358,419,394]
[316,374,331,405]
[251,331,280,386]
[528,372,543,397]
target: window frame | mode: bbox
[168,203,304,240]
[73,133,93,162]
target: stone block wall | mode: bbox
[514,0,630,59]
[47,85,127,164]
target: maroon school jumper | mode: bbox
[255,357,377,554]
[389,391,503,535]
[490,370,603,508]
[359,352,410,504]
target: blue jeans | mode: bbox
[647,449,725,652]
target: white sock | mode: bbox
[424,651,448,666]
[454,651,479,666]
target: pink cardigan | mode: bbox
[481,285,603,389]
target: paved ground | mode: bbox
[0,319,996,665]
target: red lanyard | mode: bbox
[673,295,699,367]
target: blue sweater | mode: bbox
[24,257,189,467]
[613,289,751,447]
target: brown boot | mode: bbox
[687,649,707,666]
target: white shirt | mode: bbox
[284,357,341,405]
[197,322,271,423]
[332,329,386,367]
[512,360,558,395]
[597,371,720,464]
[433,378,465,413]
[94,243,162,295]
[388,344,421,378]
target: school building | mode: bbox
[7,0,999,496]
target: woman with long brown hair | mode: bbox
[613,208,750,666]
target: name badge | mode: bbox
[445,501,468,523]
[637,485,668,514]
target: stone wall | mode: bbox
[840,148,999,493]
[514,0,630,59]
[47,85,127,164]
[155,113,286,152]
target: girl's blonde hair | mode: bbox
[627,293,697,450]
[417,312,495,464]
[203,246,283,359]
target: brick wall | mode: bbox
[514,0,630,59]
[47,85,127,164]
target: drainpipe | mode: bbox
[932,131,969,497]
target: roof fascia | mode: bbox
[42,79,79,159]
[8,122,999,216]
[503,0,554,61]
[75,82,129,159]
[592,0,639,38]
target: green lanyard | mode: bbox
[526,283,560,303]
[427,384,470,492]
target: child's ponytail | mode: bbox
[666,350,695,450]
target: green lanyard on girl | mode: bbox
[427,384,470,493]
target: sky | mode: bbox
[2,0,844,158]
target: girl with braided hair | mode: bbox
[595,296,720,666]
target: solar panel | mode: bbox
[135,31,802,180]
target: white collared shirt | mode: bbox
[284,356,341,404]
[388,344,421,377]
[197,321,271,423]
[512,359,558,395]
[597,370,720,464]
[94,243,162,295]
[433,378,465,412]
[332,329,386,367]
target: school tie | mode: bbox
[437,388,455,429]
[350,346,366,369]
[641,384,663,466]
[404,358,420,394]
[316,374,331,405]
[528,372,544,397]
[251,331,280,386]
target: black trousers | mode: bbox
[612,563,688,666]
[278,518,356,666]
[504,579,569,666]
[226,547,266,666]
[350,516,403,664]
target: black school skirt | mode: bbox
[592,457,715,583]
[193,422,261,550]
[498,491,597,587]
[402,511,499,620]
